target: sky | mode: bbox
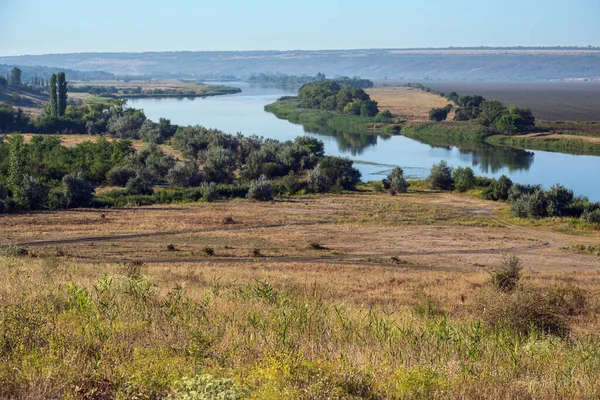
[1,0,599,56]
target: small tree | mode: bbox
[247,175,273,201]
[14,174,48,210]
[48,74,58,118]
[62,173,95,208]
[126,169,154,195]
[167,162,202,187]
[452,166,476,192]
[57,72,68,117]
[9,67,22,86]
[386,167,409,194]
[360,99,379,117]
[107,166,137,187]
[427,161,453,190]
[428,107,449,122]
[306,166,331,193]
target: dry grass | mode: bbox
[367,87,453,120]
[2,192,600,398]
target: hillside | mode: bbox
[2,48,600,81]
[0,83,48,115]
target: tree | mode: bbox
[48,74,58,118]
[247,175,273,201]
[61,173,95,208]
[428,107,449,122]
[427,160,453,190]
[57,72,68,117]
[452,166,475,192]
[360,99,379,117]
[9,68,22,86]
[385,167,409,194]
[479,100,507,127]
[0,76,7,86]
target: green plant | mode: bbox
[202,247,215,256]
[427,160,453,191]
[247,175,273,201]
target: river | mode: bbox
[130,82,600,201]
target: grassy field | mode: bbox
[366,87,453,121]
[2,191,600,398]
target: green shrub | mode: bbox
[581,209,600,224]
[317,156,361,191]
[247,175,273,201]
[452,166,475,192]
[61,173,95,208]
[107,165,137,187]
[428,107,449,122]
[482,175,513,201]
[281,172,304,195]
[167,162,202,187]
[169,374,248,400]
[200,182,218,202]
[427,161,453,190]
[13,174,48,210]
[545,184,574,217]
[386,167,409,194]
[508,183,542,202]
[126,169,155,195]
[306,166,331,193]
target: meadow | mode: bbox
[2,191,600,398]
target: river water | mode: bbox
[130,82,600,201]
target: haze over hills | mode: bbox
[1,48,600,82]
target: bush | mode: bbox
[200,182,218,202]
[482,175,513,201]
[317,156,361,191]
[452,166,475,192]
[508,183,542,202]
[62,173,95,208]
[545,184,574,217]
[167,162,202,187]
[13,174,48,210]
[107,166,137,187]
[281,171,304,195]
[428,107,449,122]
[476,286,568,337]
[126,169,155,195]
[306,166,331,193]
[247,175,273,201]
[169,374,248,400]
[427,161,453,190]
[490,255,522,292]
[386,167,409,194]
[510,190,548,218]
[581,209,600,224]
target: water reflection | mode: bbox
[297,119,534,172]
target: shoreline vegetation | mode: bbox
[265,85,600,156]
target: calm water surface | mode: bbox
[130,82,600,201]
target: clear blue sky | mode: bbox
[1,0,599,56]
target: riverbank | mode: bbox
[265,96,600,156]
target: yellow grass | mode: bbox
[367,87,454,120]
[2,192,600,398]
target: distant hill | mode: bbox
[1,48,599,82]
[0,64,115,82]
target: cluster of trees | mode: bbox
[423,160,600,223]
[0,101,363,213]
[453,95,536,134]
[297,81,379,117]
